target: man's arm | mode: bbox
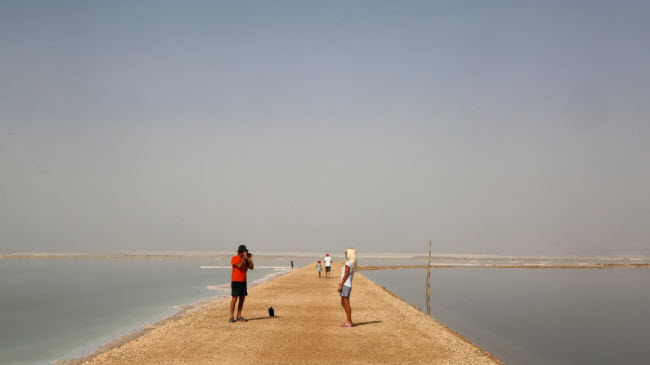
[234,255,247,269]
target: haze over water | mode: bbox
[2,1,650,257]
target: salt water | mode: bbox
[363,266,650,365]
[0,257,300,365]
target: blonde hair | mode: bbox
[346,248,357,272]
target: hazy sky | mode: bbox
[2,1,649,255]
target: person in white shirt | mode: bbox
[337,248,357,328]
[323,254,332,278]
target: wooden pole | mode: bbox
[426,240,431,316]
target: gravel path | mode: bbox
[82,262,501,364]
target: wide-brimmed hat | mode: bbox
[237,244,248,253]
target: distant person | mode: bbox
[230,244,254,322]
[316,260,322,278]
[338,248,357,328]
[323,253,332,278]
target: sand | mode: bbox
[80,262,501,365]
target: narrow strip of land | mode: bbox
[79,262,500,365]
[358,263,650,271]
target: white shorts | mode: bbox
[340,285,352,298]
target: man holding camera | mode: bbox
[229,244,254,322]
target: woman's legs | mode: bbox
[340,296,352,326]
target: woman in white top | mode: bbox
[338,248,357,328]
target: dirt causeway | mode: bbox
[82,262,501,365]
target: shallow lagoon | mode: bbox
[3,257,649,365]
[363,267,650,365]
[0,257,301,365]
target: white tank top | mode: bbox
[340,260,354,287]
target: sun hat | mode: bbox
[237,244,247,253]
[326,253,329,256]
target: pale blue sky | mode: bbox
[2,1,649,255]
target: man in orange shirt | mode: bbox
[229,244,254,322]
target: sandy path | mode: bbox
[82,262,501,365]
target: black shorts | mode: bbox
[231,281,248,297]
[325,266,331,272]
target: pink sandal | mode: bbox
[341,323,352,328]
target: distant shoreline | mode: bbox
[0,252,318,260]
[2,251,650,261]
[358,263,650,270]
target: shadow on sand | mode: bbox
[353,320,382,327]
[247,316,281,321]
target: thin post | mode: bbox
[426,240,431,316]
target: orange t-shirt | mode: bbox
[231,255,247,282]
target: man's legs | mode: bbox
[236,295,246,319]
[229,296,238,320]
[341,297,352,325]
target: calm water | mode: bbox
[363,267,650,365]
[4,258,648,364]
[0,258,301,365]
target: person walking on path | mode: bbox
[316,260,322,278]
[338,248,357,328]
[323,253,332,278]
[230,244,254,322]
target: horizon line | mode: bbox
[2,250,649,260]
